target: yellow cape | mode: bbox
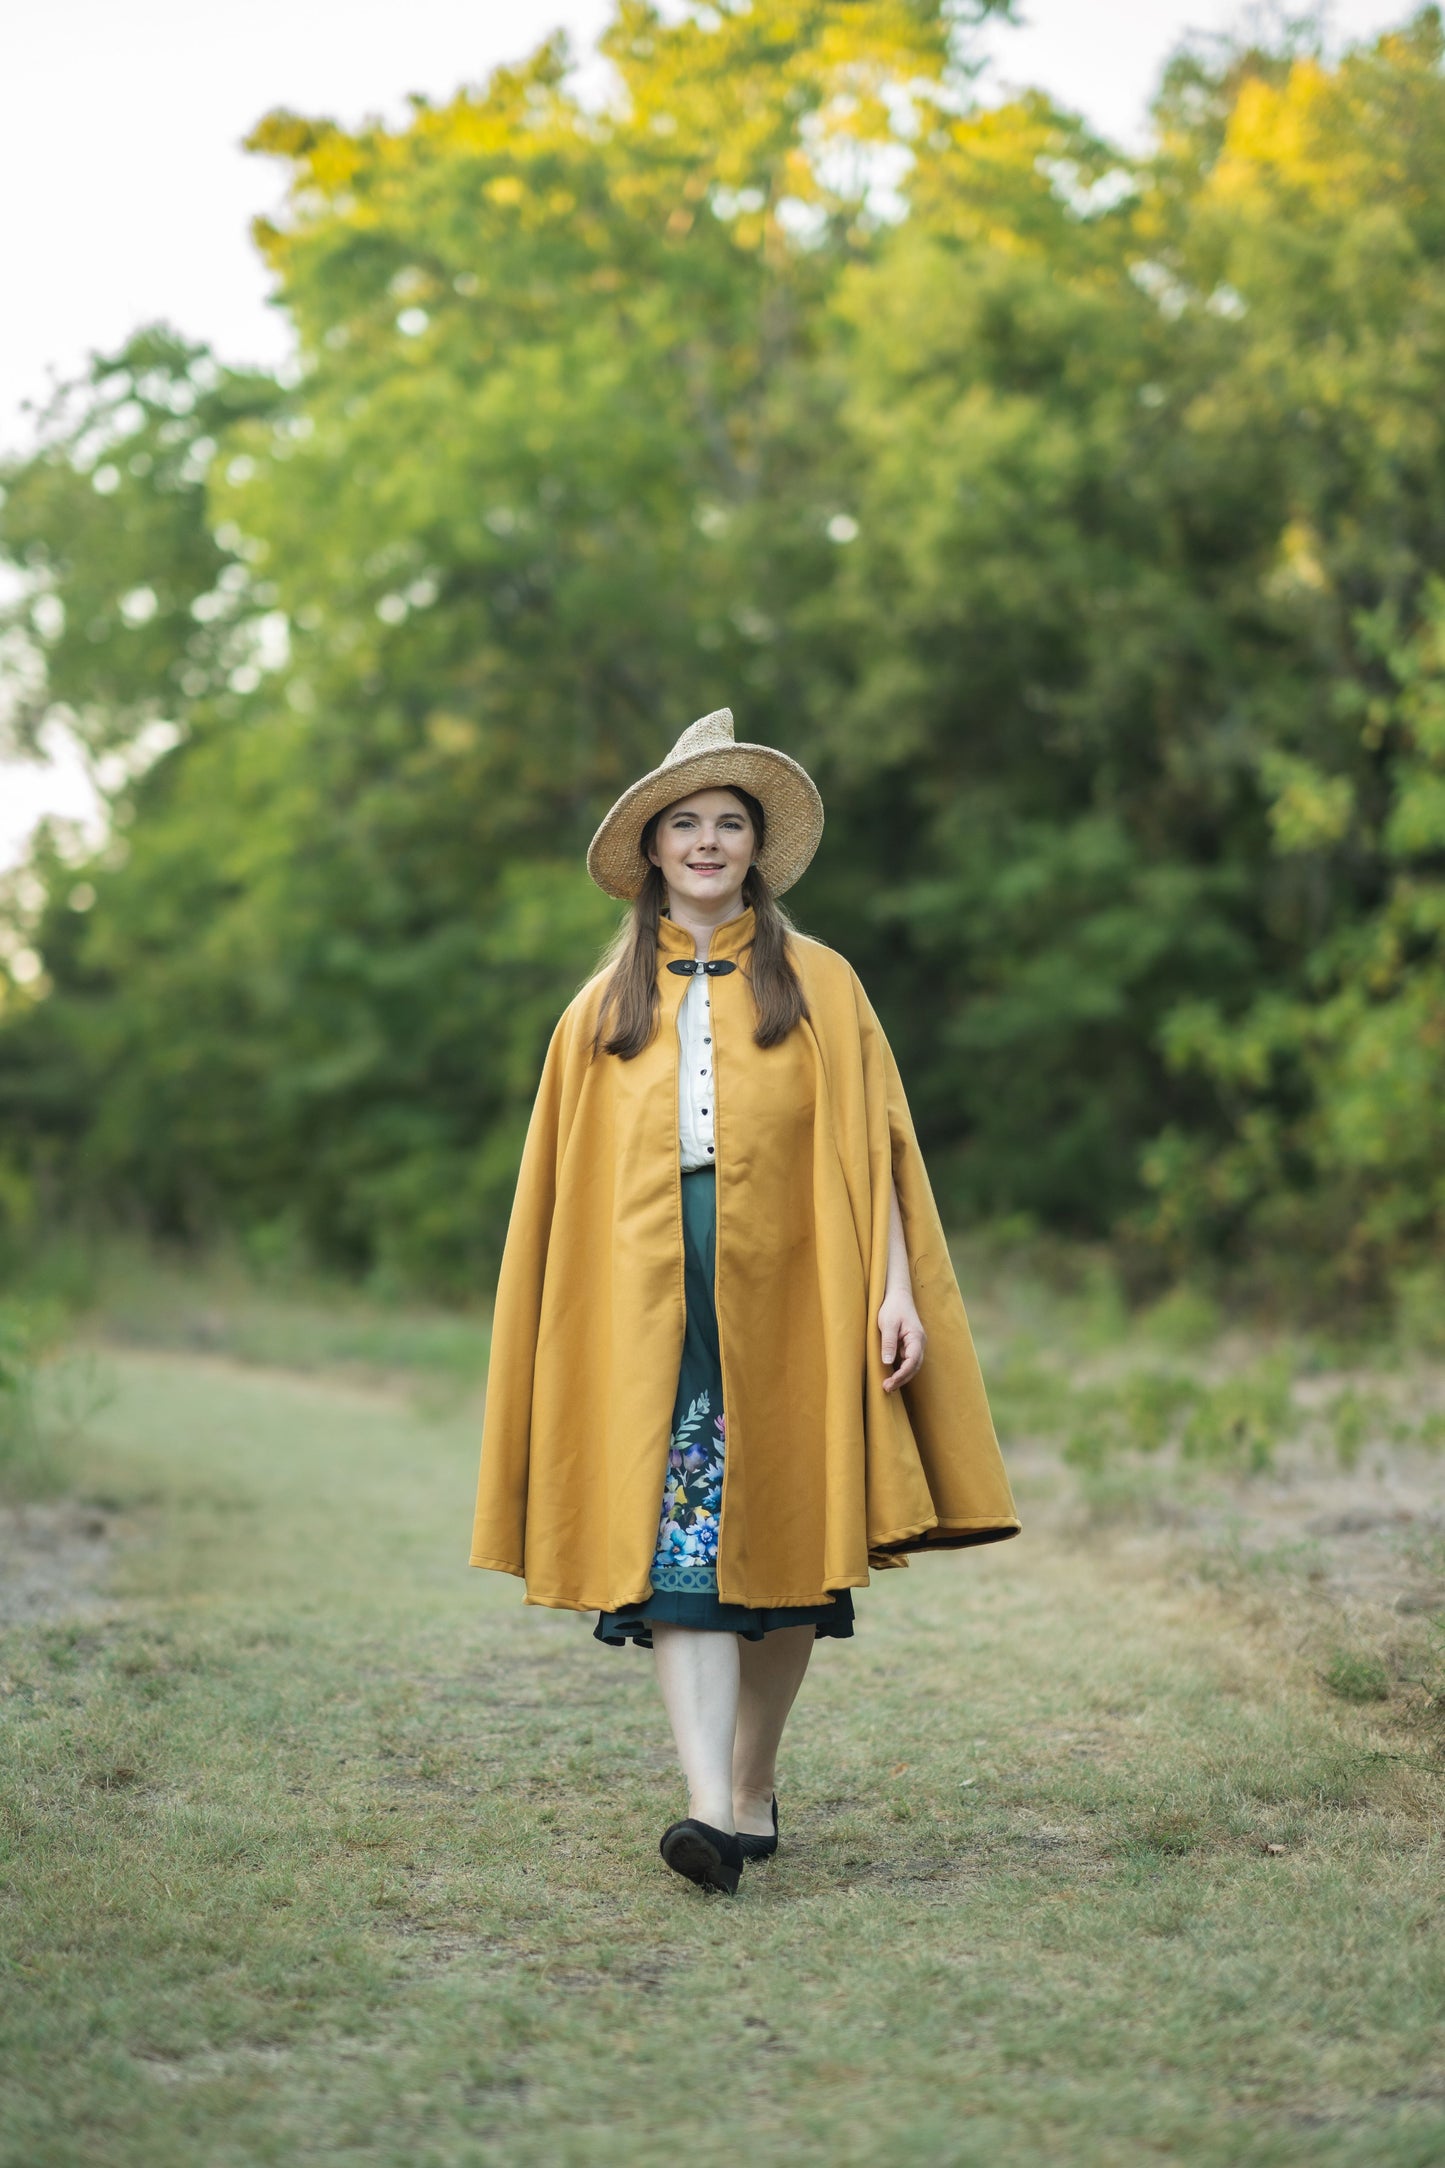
[470,906,1019,1610]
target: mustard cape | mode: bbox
[469,906,1019,1610]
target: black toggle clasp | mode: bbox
[667,959,737,976]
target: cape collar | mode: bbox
[657,906,756,968]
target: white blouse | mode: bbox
[676,970,717,1170]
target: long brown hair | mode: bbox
[590,786,810,1060]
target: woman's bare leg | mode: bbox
[732,1625,816,1835]
[651,1624,740,1831]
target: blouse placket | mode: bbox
[677,973,716,1169]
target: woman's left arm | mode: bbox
[879,1174,927,1393]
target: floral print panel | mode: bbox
[650,1390,726,1593]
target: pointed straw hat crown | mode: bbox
[586,708,824,900]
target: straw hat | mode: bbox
[586,708,824,900]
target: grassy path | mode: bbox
[3,1344,1443,2167]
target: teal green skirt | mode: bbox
[594,1166,856,1651]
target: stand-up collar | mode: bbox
[656,906,756,965]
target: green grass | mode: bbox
[25,1233,493,1399]
[2,1305,1444,2166]
[1323,1650,1395,1704]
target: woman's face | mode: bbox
[647,789,756,915]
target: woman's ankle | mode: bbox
[732,1779,775,1827]
[687,1791,737,1834]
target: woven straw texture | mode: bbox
[586,708,824,900]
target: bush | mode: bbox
[1390,1264,1445,1358]
[1062,1357,1300,1477]
[1328,1386,1370,1471]
[1180,1357,1297,1474]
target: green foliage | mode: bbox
[3,4,1445,1303]
[0,327,283,764]
[1137,1284,1224,1352]
[1391,1262,1445,1355]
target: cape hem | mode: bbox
[869,1515,1022,1553]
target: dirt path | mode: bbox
[0,1498,117,1626]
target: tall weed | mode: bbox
[0,1301,60,1499]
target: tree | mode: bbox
[4,4,1444,1314]
[1,1,1015,1291]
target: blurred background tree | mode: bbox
[2,1,1443,1317]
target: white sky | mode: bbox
[0,0,1418,869]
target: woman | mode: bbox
[470,707,1019,1894]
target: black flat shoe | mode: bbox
[659,1818,744,1895]
[737,1794,779,1863]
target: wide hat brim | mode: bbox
[586,709,823,901]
